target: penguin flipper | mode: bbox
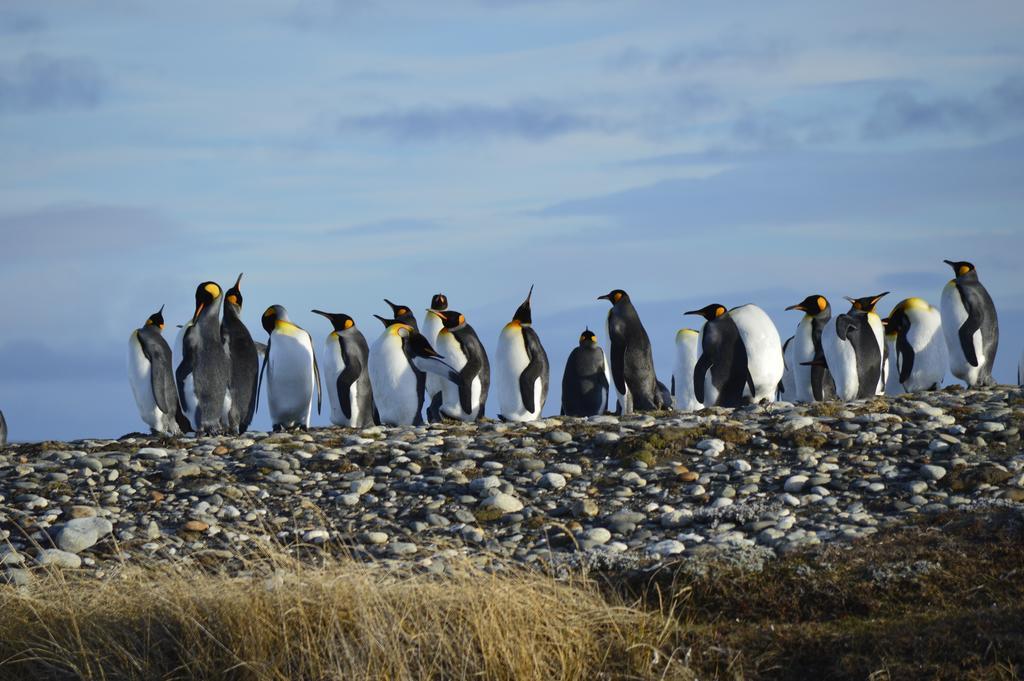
[896,334,915,386]
[459,357,482,415]
[255,336,270,417]
[307,331,322,416]
[336,363,361,422]
[610,341,627,397]
[957,316,981,367]
[519,327,548,415]
[139,331,177,417]
[693,353,712,404]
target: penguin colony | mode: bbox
[127,260,1011,436]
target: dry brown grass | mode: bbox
[0,551,689,681]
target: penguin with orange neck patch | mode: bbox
[221,273,259,434]
[176,282,230,434]
[432,309,489,421]
[129,306,190,435]
[495,286,549,422]
[598,289,662,413]
[312,310,375,428]
[940,260,998,387]
[258,305,321,431]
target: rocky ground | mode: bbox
[2,385,1023,585]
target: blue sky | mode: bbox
[1,0,1022,441]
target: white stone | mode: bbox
[539,472,567,490]
[783,475,808,493]
[480,493,523,513]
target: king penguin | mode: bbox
[432,310,490,421]
[561,328,609,417]
[820,292,887,401]
[368,317,454,425]
[495,286,549,422]
[784,294,837,402]
[687,304,784,407]
[422,293,448,422]
[312,309,376,428]
[671,328,703,411]
[384,299,418,331]
[221,273,259,435]
[940,260,999,387]
[129,306,190,436]
[598,289,663,413]
[176,282,230,434]
[258,305,321,430]
[845,292,889,395]
[883,298,947,394]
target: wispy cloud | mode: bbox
[607,37,795,74]
[0,53,106,114]
[0,203,180,263]
[0,7,46,34]
[332,217,442,236]
[862,74,1024,139]
[336,100,598,142]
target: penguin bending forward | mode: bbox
[495,286,549,422]
[258,305,321,430]
[671,329,703,411]
[312,310,376,428]
[598,289,663,413]
[687,304,784,407]
[432,310,490,421]
[176,282,230,434]
[221,273,259,435]
[129,306,190,436]
[561,329,609,417]
[884,298,947,394]
[368,317,455,425]
[940,260,998,387]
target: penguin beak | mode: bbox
[311,309,332,320]
[434,311,449,322]
[192,302,205,322]
[683,309,701,316]
[784,304,805,312]
[943,259,956,267]
[597,292,612,301]
[234,272,244,289]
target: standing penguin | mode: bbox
[687,304,784,407]
[884,298,947,393]
[368,318,454,425]
[258,305,321,430]
[819,293,888,401]
[598,289,662,413]
[561,329,609,417]
[422,293,448,422]
[940,260,999,387]
[312,310,376,428]
[778,336,796,402]
[432,310,490,421]
[128,306,190,436]
[844,292,889,395]
[495,286,549,422]
[784,294,836,402]
[176,282,230,434]
[221,273,259,435]
[384,299,418,331]
[672,328,703,411]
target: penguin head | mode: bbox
[943,259,976,278]
[844,292,888,314]
[261,304,290,334]
[598,289,628,305]
[436,310,467,332]
[225,273,244,310]
[786,294,829,316]
[579,328,598,347]
[145,305,166,330]
[384,298,415,321]
[675,328,699,343]
[511,285,534,325]
[684,304,727,321]
[430,293,449,311]
[312,309,355,333]
[192,282,222,321]
[374,314,399,328]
